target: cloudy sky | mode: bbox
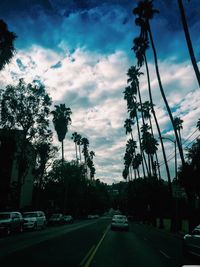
[0,0,200,184]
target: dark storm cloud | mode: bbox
[0,0,199,61]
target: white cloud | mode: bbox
[0,46,199,184]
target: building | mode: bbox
[0,129,35,210]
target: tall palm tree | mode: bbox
[197,119,200,131]
[81,137,89,178]
[51,104,72,164]
[133,0,185,167]
[174,117,183,145]
[177,0,200,88]
[141,123,159,177]
[87,151,96,180]
[133,35,171,189]
[71,132,78,162]
[125,66,150,176]
[76,133,82,162]
[141,101,161,179]
[0,20,17,71]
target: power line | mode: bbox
[159,133,200,167]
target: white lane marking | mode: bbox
[159,250,171,259]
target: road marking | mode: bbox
[83,225,110,267]
[159,250,171,259]
[79,245,95,266]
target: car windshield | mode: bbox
[113,215,126,220]
[51,214,61,218]
[0,214,10,219]
[23,213,37,218]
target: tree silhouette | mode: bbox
[0,20,17,71]
[133,0,185,166]
[133,35,171,188]
[177,0,200,88]
[71,132,78,162]
[51,104,72,164]
[0,79,52,207]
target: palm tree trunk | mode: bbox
[148,154,152,177]
[147,22,185,167]
[79,145,81,162]
[178,0,200,88]
[61,140,64,165]
[149,117,159,179]
[75,143,78,163]
[135,112,149,177]
[144,55,171,188]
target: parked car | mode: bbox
[0,212,24,235]
[183,224,200,258]
[87,214,99,219]
[23,211,46,230]
[62,215,74,224]
[48,213,64,225]
[111,215,129,231]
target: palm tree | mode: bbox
[177,0,200,88]
[141,101,161,179]
[124,67,150,177]
[141,123,159,177]
[87,151,96,180]
[133,0,185,167]
[174,117,183,145]
[133,35,171,188]
[0,20,17,71]
[51,104,72,164]
[71,132,78,162]
[197,119,200,131]
[76,133,82,162]
[81,137,89,178]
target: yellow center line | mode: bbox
[79,245,95,266]
[83,225,110,267]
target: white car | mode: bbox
[23,211,46,230]
[111,215,129,231]
[183,224,200,258]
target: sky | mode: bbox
[0,0,200,184]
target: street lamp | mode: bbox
[161,136,177,180]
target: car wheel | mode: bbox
[19,224,23,233]
[34,222,38,230]
[6,227,11,236]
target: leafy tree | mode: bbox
[0,20,17,71]
[0,79,52,207]
[177,0,200,88]
[51,104,72,164]
[33,142,58,208]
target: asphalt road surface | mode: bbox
[0,217,199,267]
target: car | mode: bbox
[48,213,64,225]
[62,215,74,224]
[23,211,46,230]
[183,224,200,258]
[87,214,99,219]
[0,211,24,235]
[111,214,129,231]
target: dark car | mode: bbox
[62,215,74,224]
[0,212,24,235]
[48,213,64,225]
[183,224,200,258]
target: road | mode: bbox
[0,217,199,267]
